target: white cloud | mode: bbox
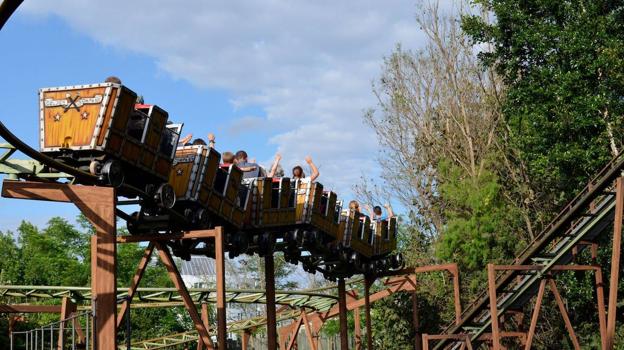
[21,0,425,196]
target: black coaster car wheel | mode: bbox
[89,160,102,175]
[101,160,124,187]
[155,183,176,209]
[391,253,404,270]
[126,211,141,235]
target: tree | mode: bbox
[362,1,508,239]
[0,230,21,284]
[18,218,90,286]
[462,0,624,225]
[358,2,532,346]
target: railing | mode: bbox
[10,311,92,350]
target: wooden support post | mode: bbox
[607,177,623,349]
[85,189,117,350]
[450,265,462,325]
[465,336,474,350]
[364,277,373,350]
[354,306,362,350]
[279,323,290,350]
[57,297,76,350]
[487,264,501,350]
[265,253,278,350]
[286,316,303,350]
[197,303,210,350]
[117,243,154,329]
[302,310,318,350]
[310,315,324,350]
[71,312,86,345]
[549,279,581,350]
[1,181,120,350]
[413,291,421,350]
[338,278,349,350]
[422,334,429,350]
[155,242,214,349]
[215,227,227,350]
[596,267,608,350]
[524,279,547,350]
[241,330,251,350]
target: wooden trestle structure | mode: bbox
[0,179,462,350]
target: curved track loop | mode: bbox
[0,0,21,31]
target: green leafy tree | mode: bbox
[19,218,90,286]
[436,164,524,293]
[463,0,624,223]
[0,230,21,283]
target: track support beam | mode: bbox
[2,180,118,350]
[607,177,623,349]
[338,278,349,350]
[265,253,277,350]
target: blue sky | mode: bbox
[0,1,425,232]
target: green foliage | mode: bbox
[463,0,624,215]
[0,230,21,283]
[0,216,180,342]
[17,218,90,286]
[436,163,523,273]
[370,293,414,350]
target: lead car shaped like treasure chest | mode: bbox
[39,82,182,207]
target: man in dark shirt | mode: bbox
[235,150,265,178]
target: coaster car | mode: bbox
[39,82,181,207]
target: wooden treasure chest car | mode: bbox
[168,145,249,229]
[39,83,181,206]
[373,217,397,256]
